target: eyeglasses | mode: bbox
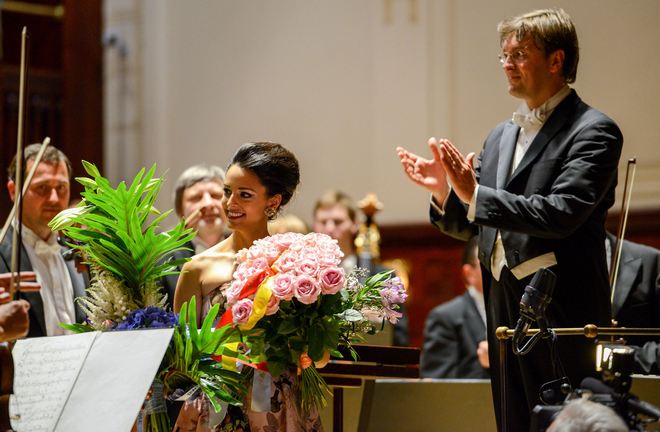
[498,47,529,65]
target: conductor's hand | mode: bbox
[397,138,451,204]
[437,139,477,204]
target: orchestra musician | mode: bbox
[0,144,87,337]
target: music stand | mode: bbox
[320,344,420,432]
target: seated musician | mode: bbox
[0,144,87,337]
[606,232,660,375]
[421,237,490,378]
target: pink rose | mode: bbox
[224,279,244,306]
[235,248,249,263]
[273,252,297,274]
[319,267,345,295]
[232,299,254,324]
[296,258,320,278]
[273,232,303,249]
[271,273,295,301]
[294,275,322,305]
[265,294,280,316]
[318,251,342,267]
[250,257,270,273]
[247,244,266,261]
[288,239,305,252]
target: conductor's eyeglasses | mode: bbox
[498,47,529,65]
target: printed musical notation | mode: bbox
[9,332,97,432]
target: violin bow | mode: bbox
[609,158,637,305]
[8,27,30,300]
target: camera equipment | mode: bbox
[531,347,660,432]
[581,377,660,421]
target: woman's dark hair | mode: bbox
[228,142,300,207]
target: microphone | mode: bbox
[513,267,557,342]
[581,377,660,420]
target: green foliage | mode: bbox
[163,297,247,411]
[59,322,94,333]
[49,161,195,305]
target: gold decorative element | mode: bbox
[355,193,383,263]
[0,1,64,19]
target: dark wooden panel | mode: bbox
[1,2,63,70]
[61,0,103,202]
[606,208,660,250]
[380,209,660,348]
[380,225,466,348]
[0,0,102,223]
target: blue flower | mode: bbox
[116,307,178,330]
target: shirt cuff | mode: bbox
[467,185,478,222]
[429,188,452,215]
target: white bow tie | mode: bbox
[512,111,545,131]
[34,240,62,257]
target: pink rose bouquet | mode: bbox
[218,232,407,413]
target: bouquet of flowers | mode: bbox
[49,162,248,431]
[219,232,407,413]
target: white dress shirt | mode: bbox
[467,285,486,328]
[22,225,76,336]
[431,86,572,281]
[475,85,571,281]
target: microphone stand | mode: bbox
[496,325,660,432]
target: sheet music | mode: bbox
[56,328,174,432]
[9,332,97,432]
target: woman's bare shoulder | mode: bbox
[179,240,235,289]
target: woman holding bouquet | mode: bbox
[174,142,322,431]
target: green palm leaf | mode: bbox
[49,161,195,317]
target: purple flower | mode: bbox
[380,277,407,307]
[116,307,178,330]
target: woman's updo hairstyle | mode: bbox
[228,142,300,208]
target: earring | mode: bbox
[265,207,277,220]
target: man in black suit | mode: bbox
[607,233,660,374]
[0,144,87,337]
[421,236,489,378]
[398,9,623,431]
[161,164,226,308]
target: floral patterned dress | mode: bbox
[204,284,324,432]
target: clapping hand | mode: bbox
[397,138,451,204]
[398,137,477,205]
[436,139,477,205]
